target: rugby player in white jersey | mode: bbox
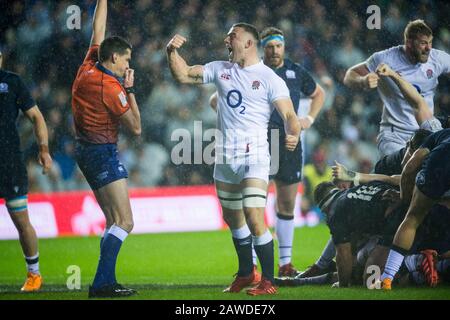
[166,23,301,295]
[344,19,450,156]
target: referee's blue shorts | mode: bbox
[75,141,128,191]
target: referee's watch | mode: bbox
[125,87,135,95]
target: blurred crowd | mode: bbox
[1,0,449,199]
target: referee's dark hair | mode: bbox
[99,36,132,63]
[232,22,260,42]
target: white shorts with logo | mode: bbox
[213,145,270,185]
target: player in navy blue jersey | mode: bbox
[381,129,450,289]
[260,27,326,277]
[0,49,52,292]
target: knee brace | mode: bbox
[6,195,28,213]
[242,187,267,208]
[217,190,243,210]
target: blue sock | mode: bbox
[92,225,128,288]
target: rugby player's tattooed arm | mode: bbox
[400,147,430,203]
[90,0,107,46]
[166,34,204,84]
[335,242,353,287]
[332,161,400,186]
[376,63,433,125]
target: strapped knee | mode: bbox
[217,190,243,210]
[6,195,28,213]
[242,187,267,208]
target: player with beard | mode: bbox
[344,20,450,156]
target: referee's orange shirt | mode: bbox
[71,46,130,144]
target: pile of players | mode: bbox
[276,20,450,290]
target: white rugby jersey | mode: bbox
[366,45,450,131]
[203,60,290,154]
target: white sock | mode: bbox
[381,249,405,281]
[252,246,257,266]
[252,229,273,246]
[276,214,295,266]
[25,253,40,274]
[108,225,129,242]
[231,224,251,239]
[404,254,422,272]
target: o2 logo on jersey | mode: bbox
[226,90,246,114]
[412,84,425,97]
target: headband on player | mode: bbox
[261,35,284,47]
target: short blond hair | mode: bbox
[404,19,432,43]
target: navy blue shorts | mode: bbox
[412,204,450,255]
[268,125,303,184]
[0,154,28,200]
[75,142,128,191]
[415,143,450,200]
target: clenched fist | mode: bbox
[376,63,396,78]
[363,72,379,90]
[167,34,187,53]
[285,134,299,151]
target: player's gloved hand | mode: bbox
[167,34,187,53]
[38,144,53,175]
[376,63,396,78]
[124,68,134,89]
[363,72,379,90]
[332,160,360,185]
[285,134,299,151]
[298,115,315,129]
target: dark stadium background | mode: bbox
[0,0,449,193]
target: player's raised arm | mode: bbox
[376,63,433,125]
[166,34,204,84]
[273,98,301,151]
[24,106,53,175]
[343,62,379,90]
[332,161,400,186]
[90,0,107,47]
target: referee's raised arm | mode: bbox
[90,0,107,47]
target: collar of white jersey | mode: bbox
[235,60,264,70]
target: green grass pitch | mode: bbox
[0,224,449,300]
